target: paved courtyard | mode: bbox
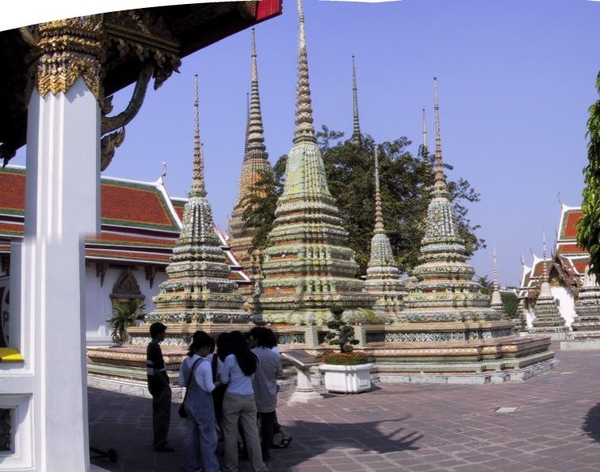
[89,343,600,472]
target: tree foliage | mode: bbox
[578,72,600,279]
[238,126,485,276]
[500,291,519,318]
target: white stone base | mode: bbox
[560,339,600,351]
[377,359,560,385]
[319,363,373,394]
[87,375,185,399]
[288,390,324,404]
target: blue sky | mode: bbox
[11,0,600,287]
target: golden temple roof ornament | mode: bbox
[29,16,105,100]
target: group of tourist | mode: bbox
[146,322,291,472]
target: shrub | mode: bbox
[322,351,368,365]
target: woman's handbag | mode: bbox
[179,358,201,419]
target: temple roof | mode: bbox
[519,203,588,299]
[0,165,250,283]
[0,1,282,163]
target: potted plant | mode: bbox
[107,299,146,345]
[319,308,372,393]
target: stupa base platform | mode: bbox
[365,333,556,384]
[126,323,257,348]
[87,345,187,392]
[560,335,600,350]
[529,327,569,341]
[258,305,388,326]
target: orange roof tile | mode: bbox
[0,166,249,283]
[560,209,582,241]
[101,181,180,232]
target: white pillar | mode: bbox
[19,76,100,471]
[287,366,323,405]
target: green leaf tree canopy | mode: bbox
[238,126,485,276]
[578,72,600,279]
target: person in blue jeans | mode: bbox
[179,331,222,472]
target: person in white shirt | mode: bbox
[249,327,283,461]
[179,331,222,472]
[219,331,267,472]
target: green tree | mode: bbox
[239,156,286,250]
[107,298,146,344]
[239,127,485,276]
[500,291,519,318]
[476,275,492,295]
[578,72,600,279]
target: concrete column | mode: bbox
[287,366,323,405]
[20,76,100,472]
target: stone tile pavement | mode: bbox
[89,343,600,472]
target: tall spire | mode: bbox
[351,55,361,145]
[190,74,206,198]
[148,75,249,325]
[531,229,567,333]
[490,246,504,313]
[373,147,384,233]
[421,108,428,158]
[433,77,448,195]
[542,229,548,282]
[366,146,404,316]
[402,77,501,324]
[246,28,267,158]
[227,29,273,266]
[258,0,378,325]
[243,91,250,154]
[493,246,499,292]
[294,0,315,144]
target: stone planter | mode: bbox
[319,363,373,394]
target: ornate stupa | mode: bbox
[147,75,249,324]
[364,147,405,317]
[351,55,361,146]
[490,247,506,315]
[530,232,568,334]
[257,0,377,325]
[571,267,600,338]
[514,297,528,331]
[401,78,503,326]
[368,78,558,382]
[227,29,273,268]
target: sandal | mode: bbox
[279,437,293,449]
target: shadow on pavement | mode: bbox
[583,402,600,442]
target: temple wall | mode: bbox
[84,265,167,345]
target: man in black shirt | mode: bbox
[146,322,173,452]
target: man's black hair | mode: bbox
[149,322,167,339]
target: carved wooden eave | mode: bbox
[550,253,582,297]
[0,1,282,165]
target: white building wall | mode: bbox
[84,265,168,345]
[551,286,576,327]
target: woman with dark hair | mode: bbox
[219,330,267,472]
[179,331,221,472]
[249,327,283,460]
